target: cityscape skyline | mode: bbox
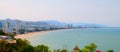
[0,0,120,27]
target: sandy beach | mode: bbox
[15,30,60,39]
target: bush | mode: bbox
[19,45,35,52]
[108,50,114,52]
[35,45,49,52]
[0,30,5,35]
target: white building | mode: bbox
[3,21,11,33]
[15,20,20,34]
[12,20,21,34]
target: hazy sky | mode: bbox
[0,0,120,27]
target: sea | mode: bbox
[27,28,120,52]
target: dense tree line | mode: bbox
[0,38,50,52]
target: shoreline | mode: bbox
[14,29,63,39]
[14,28,84,39]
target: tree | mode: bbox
[19,45,34,52]
[61,49,67,52]
[87,43,97,52]
[16,38,30,46]
[19,29,26,34]
[0,30,5,35]
[82,48,90,52]
[12,38,30,52]
[82,43,97,52]
[53,49,67,52]
[54,49,61,52]
[107,50,114,52]
[6,43,18,52]
[35,45,49,52]
[0,40,8,52]
[6,33,15,39]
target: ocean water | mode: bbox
[27,28,120,52]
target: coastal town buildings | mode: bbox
[0,35,16,44]
[2,20,21,34]
[0,19,76,35]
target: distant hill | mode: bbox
[0,19,68,29]
[71,22,107,28]
[0,19,107,29]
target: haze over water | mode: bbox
[28,28,120,52]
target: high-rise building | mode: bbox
[15,20,20,34]
[12,20,20,34]
[25,23,30,33]
[3,21,10,33]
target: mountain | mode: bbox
[0,19,107,29]
[71,22,107,28]
[0,19,69,29]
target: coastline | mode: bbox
[14,30,63,39]
[14,28,99,39]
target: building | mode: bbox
[73,45,80,52]
[25,23,30,33]
[3,21,10,33]
[12,20,21,34]
[0,35,16,44]
[0,35,11,40]
[15,20,20,34]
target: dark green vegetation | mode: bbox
[0,38,50,52]
[0,30,114,52]
[0,30,6,35]
[107,50,114,52]
[81,43,97,52]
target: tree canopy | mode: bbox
[0,30,5,35]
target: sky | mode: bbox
[0,0,120,27]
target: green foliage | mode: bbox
[19,45,34,52]
[6,43,18,52]
[81,43,97,52]
[54,49,61,52]
[61,49,67,52]
[0,30,5,35]
[35,45,49,52]
[16,38,30,46]
[0,40,8,51]
[0,38,31,52]
[19,29,26,34]
[107,50,114,52]
[6,33,15,39]
[82,48,90,52]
